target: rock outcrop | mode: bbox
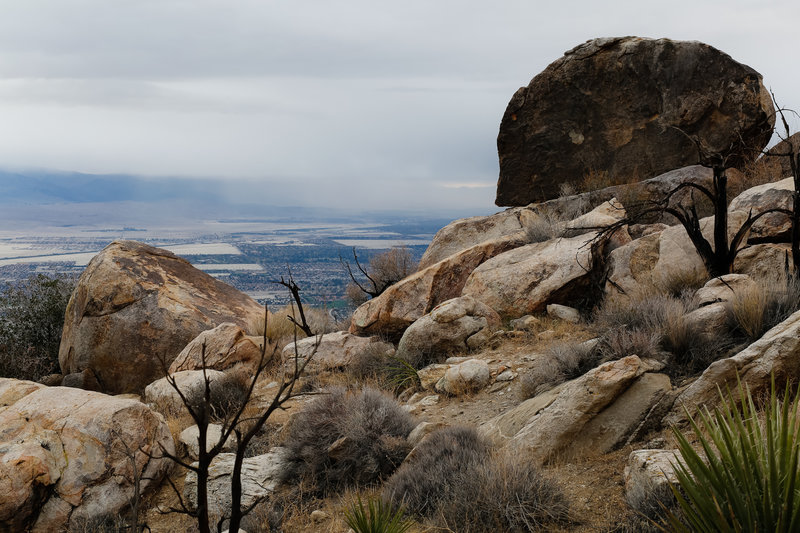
[395,296,501,367]
[728,176,794,243]
[0,379,174,532]
[350,234,525,339]
[480,356,664,464]
[462,232,599,318]
[282,331,395,373]
[59,240,264,394]
[496,37,774,205]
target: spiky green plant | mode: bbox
[386,357,421,392]
[344,496,414,533]
[665,378,800,532]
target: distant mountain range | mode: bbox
[0,169,223,205]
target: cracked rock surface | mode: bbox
[0,378,174,532]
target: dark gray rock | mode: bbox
[496,37,774,206]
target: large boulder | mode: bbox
[666,308,800,425]
[480,356,648,464]
[169,322,265,376]
[350,234,526,339]
[59,240,265,394]
[395,296,501,367]
[144,369,230,417]
[496,37,774,206]
[461,232,600,318]
[0,379,174,532]
[418,207,536,269]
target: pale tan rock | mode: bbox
[462,232,599,318]
[666,308,800,425]
[59,241,265,394]
[684,303,729,337]
[417,364,449,390]
[184,448,291,520]
[179,424,236,460]
[734,243,794,278]
[729,177,794,243]
[565,373,671,457]
[695,274,756,306]
[144,369,228,416]
[419,207,536,269]
[547,303,581,323]
[0,380,174,532]
[396,296,501,366]
[490,356,645,465]
[565,198,627,233]
[350,235,526,339]
[437,359,491,395]
[624,449,680,512]
[282,331,394,373]
[480,383,566,444]
[170,322,265,376]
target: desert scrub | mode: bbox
[383,426,569,532]
[666,379,800,532]
[281,386,416,495]
[0,273,76,381]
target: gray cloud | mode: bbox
[0,0,798,212]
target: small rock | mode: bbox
[538,329,556,341]
[445,356,471,364]
[407,421,447,447]
[310,510,329,523]
[495,370,517,382]
[510,315,540,331]
[546,304,581,323]
[417,364,449,390]
[437,359,491,395]
[418,395,440,407]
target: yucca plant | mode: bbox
[386,357,421,392]
[664,378,800,532]
[344,496,414,533]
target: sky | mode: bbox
[1,0,799,213]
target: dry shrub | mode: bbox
[520,341,600,399]
[281,386,416,495]
[524,210,565,243]
[435,452,570,533]
[383,426,489,517]
[248,305,336,345]
[383,426,569,532]
[345,247,417,305]
[592,288,685,334]
[597,327,662,362]
[729,156,784,200]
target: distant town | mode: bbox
[0,216,445,315]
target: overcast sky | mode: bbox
[1,0,798,213]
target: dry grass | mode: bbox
[248,305,338,346]
[726,274,800,343]
[578,168,637,193]
[520,341,600,399]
